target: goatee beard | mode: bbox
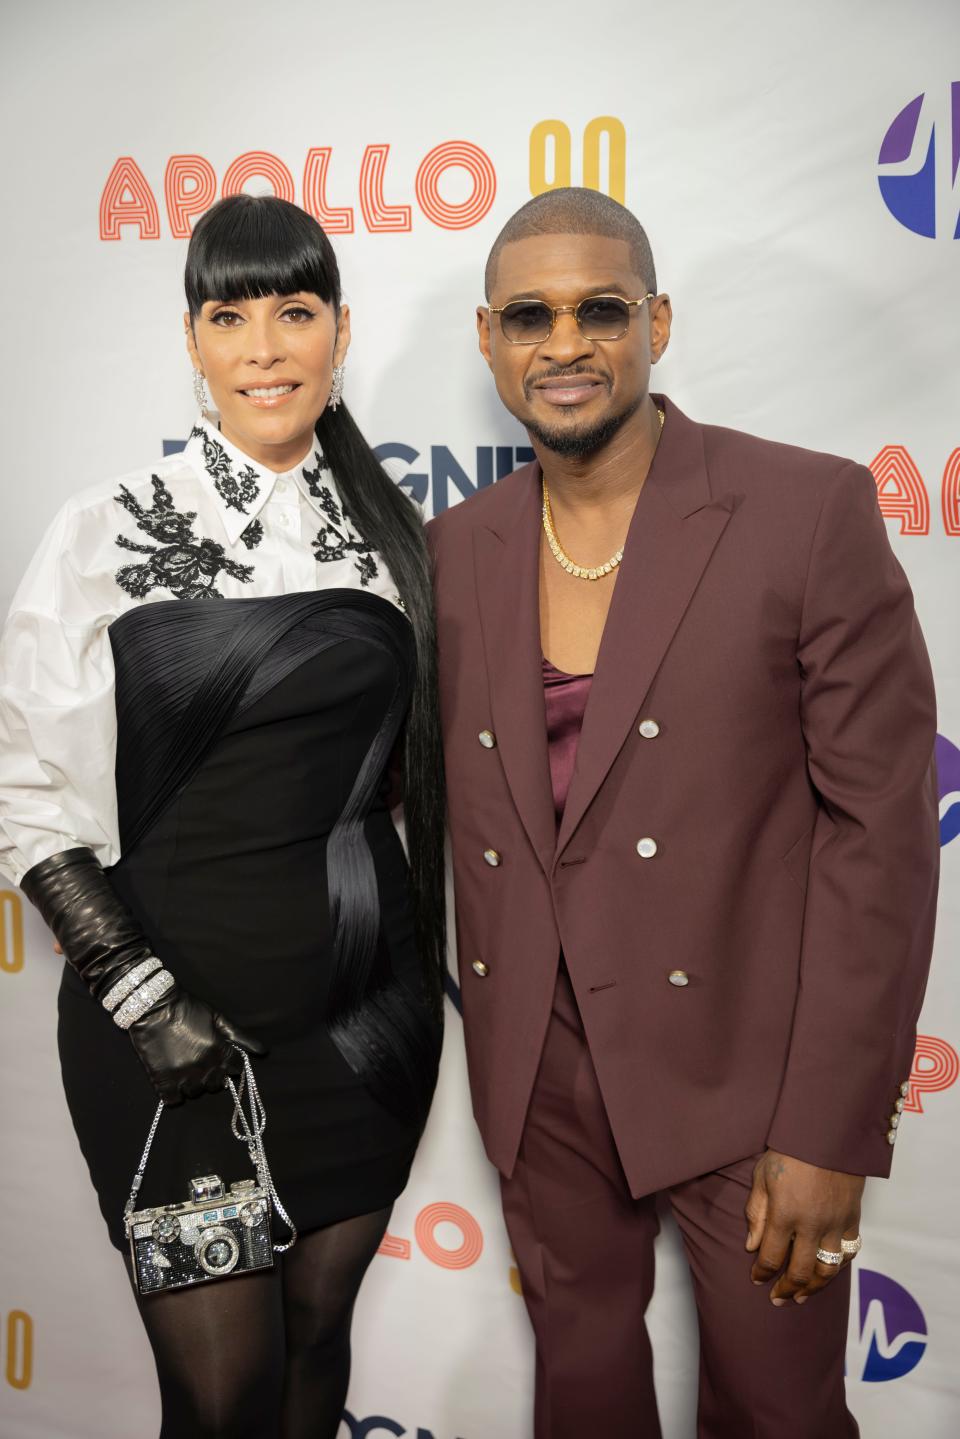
[525,394,643,460]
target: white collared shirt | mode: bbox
[0,415,403,884]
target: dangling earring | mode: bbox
[192,369,208,411]
[327,365,345,411]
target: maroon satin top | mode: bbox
[542,656,593,825]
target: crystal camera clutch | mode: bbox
[127,1173,273,1294]
[123,1050,297,1297]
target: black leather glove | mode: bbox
[22,847,265,1104]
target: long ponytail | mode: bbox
[315,401,446,1014]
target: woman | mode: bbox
[0,194,445,1438]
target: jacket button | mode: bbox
[638,718,660,739]
[478,729,497,749]
[472,960,489,977]
[636,837,658,859]
[668,970,689,987]
[483,848,502,867]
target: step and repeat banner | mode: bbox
[1,1,958,1435]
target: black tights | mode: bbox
[131,1206,390,1439]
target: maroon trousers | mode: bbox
[499,966,859,1439]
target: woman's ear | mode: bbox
[184,311,202,371]
[333,304,352,367]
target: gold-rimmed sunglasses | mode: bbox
[488,292,656,345]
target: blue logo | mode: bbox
[848,1268,927,1383]
[936,734,960,847]
[878,83,960,238]
[377,443,534,514]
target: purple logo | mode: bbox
[937,734,960,847]
[847,1269,927,1383]
[878,83,960,238]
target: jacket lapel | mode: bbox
[473,469,557,875]
[555,400,741,858]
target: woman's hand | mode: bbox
[129,985,267,1104]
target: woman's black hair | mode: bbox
[185,195,446,1118]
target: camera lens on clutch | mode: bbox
[197,1227,241,1276]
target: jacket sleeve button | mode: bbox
[472,960,490,977]
[483,848,502,867]
[887,1128,898,1145]
[668,970,689,987]
[478,729,497,748]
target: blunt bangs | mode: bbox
[185,195,340,319]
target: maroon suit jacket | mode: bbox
[427,396,939,1195]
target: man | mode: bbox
[427,187,939,1438]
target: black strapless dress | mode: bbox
[57,591,441,1250]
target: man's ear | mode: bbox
[650,294,673,364]
[477,307,494,371]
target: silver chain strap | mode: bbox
[123,1047,297,1253]
[226,1050,297,1251]
[124,1098,164,1220]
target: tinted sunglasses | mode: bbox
[488,292,656,345]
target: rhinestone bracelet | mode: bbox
[101,957,162,1013]
[113,971,176,1030]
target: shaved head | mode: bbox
[484,187,657,301]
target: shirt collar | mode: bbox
[184,413,343,545]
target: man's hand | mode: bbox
[745,1149,864,1305]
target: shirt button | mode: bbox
[472,960,489,978]
[668,970,689,987]
[636,837,658,859]
[274,480,290,498]
[483,848,502,867]
[638,718,660,739]
[278,512,291,529]
[478,729,497,749]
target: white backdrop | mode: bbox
[1,2,958,1435]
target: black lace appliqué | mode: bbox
[114,477,255,600]
[304,450,380,588]
[354,553,379,588]
[314,486,343,526]
[302,451,336,507]
[312,523,380,588]
[240,519,264,550]
[190,425,260,514]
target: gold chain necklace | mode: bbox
[542,407,664,581]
